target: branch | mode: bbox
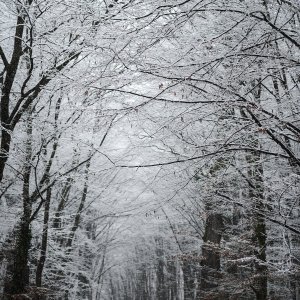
[21,24,34,96]
[258,12,300,49]
[135,71,300,136]
[117,147,291,168]
[216,192,300,236]
[29,154,93,222]
[1,14,25,125]
[9,51,81,128]
[245,108,300,167]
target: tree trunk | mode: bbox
[0,4,28,184]
[66,155,91,248]
[35,185,51,288]
[247,153,267,300]
[245,78,267,300]
[4,109,32,296]
[200,213,224,300]
[0,129,11,183]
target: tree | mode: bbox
[1,0,300,299]
[105,0,300,298]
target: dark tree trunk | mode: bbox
[200,213,224,299]
[242,77,267,300]
[0,6,27,184]
[247,153,267,300]
[66,156,91,248]
[4,109,32,297]
[0,129,11,183]
[4,184,32,296]
[3,218,31,297]
[35,186,51,287]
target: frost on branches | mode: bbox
[0,0,299,299]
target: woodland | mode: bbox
[0,0,299,299]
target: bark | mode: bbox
[35,96,61,289]
[200,213,224,300]
[35,185,51,287]
[66,156,91,248]
[247,152,267,300]
[0,2,31,183]
[246,79,268,300]
[0,36,23,181]
[0,130,12,183]
[4,109,32,296]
